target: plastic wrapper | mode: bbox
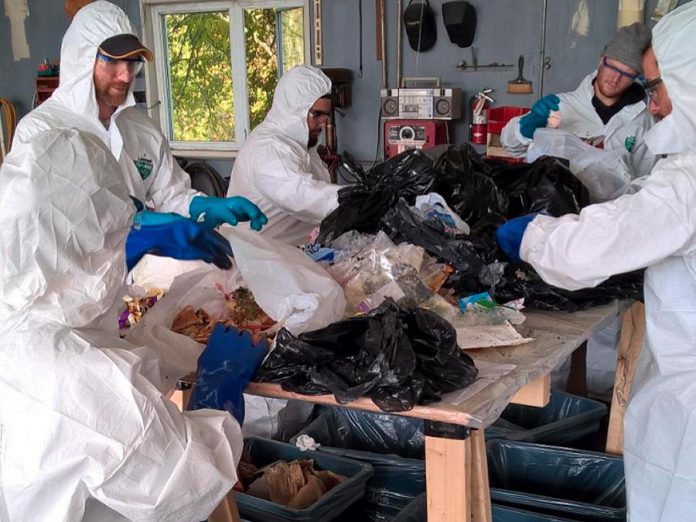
[328,232,432,314]
[255,299,478,413]
[487,440,626,520]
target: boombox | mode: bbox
[380,88,462,120]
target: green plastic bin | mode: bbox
[236,437,373,522]
[487,440,626,521]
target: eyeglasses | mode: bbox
[601,57,638,81]
[96,52,144,76]
[644,77,663,101]
[308,108,332,122]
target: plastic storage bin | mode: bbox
[392,494,576,521]
[487,440,626,521]
[487,389,607,447]
[236,437,373,522]
[292,408,425,520]
[486,106,530,160]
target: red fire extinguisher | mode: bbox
[469,88,494,144]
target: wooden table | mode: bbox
[245,301,628,522]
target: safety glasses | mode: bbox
[644,76,663,101]
[96,52,144,76]
[601,57,638,81]
[308,108,332,122]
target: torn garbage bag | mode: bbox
[254,299,478,412]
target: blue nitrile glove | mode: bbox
[187,324,269,425]
[134,209,188,227]
[496,214,537,262]
[189,196,268,231]
[519,94,561,139]
[125,220,234,271]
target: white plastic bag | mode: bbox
[528,129,632,202]
[221,226,346,334]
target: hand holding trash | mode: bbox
[496,214,537,262]
[519,94,560,139]
[187,324,269,425]
[125,220,234,271]
[189,195,268,230]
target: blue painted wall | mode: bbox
[0,0,687,168]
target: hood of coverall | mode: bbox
[264,64,332,147]
[52,0,139,121]
[0,129,134,328]
[644,2,696,156]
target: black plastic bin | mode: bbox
[292,407,426,520]
[490,390,608,447]
[392,494,577,521]
[235,437,373,522]
[487,440,626,521]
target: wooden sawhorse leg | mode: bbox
[425,422,492,522]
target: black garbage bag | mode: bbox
[317,150,438,244]
[429,144,507,224]
[486,156,590,218]
[489,262,644,312]
[255,299,478,412]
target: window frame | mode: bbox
[140,0,310,158]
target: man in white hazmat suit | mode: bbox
[0,128,267,520]
[496,4,696,519]
[12,0,267,232]
[501,22,656,182]
[227,64,342,246]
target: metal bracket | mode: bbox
[424,420,472,440]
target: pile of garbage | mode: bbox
[317,145,642,312]
[255,298,478,412]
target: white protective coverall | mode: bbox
[501,73,657,181]
[519,4,696,519]
[227,65,341,246]
[0,129,242,521]
[12,1,200,214]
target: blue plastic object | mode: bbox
[125,220,234,271]
[189,195,268,230]
[187,325,268,425]
[392,494,576,522]
[487,440,626,521]
[236,437,373,522]
[496,214,536,262]
[519,95,560,139]
[293,408,425,520]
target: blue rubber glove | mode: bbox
[189,196,268,231]
[519,94,561,139]
[187,324,269,425]
[125,220,234,271]
[134,209,188,227]
[496,214,537,262]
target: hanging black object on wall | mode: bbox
[442,1,477,48]
[403,0,437,52]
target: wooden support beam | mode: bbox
[510,374,551,407]
[606,302,645,455]
[470,430,492,522]
[426,435,471,522]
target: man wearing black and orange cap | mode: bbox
[13,1,267,240]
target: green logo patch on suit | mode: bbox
[134,156,154,180]
[624,135,636,152]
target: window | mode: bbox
[142,0,309,156]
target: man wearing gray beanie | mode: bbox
[502,22,657,401]
[502,22,657,186]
